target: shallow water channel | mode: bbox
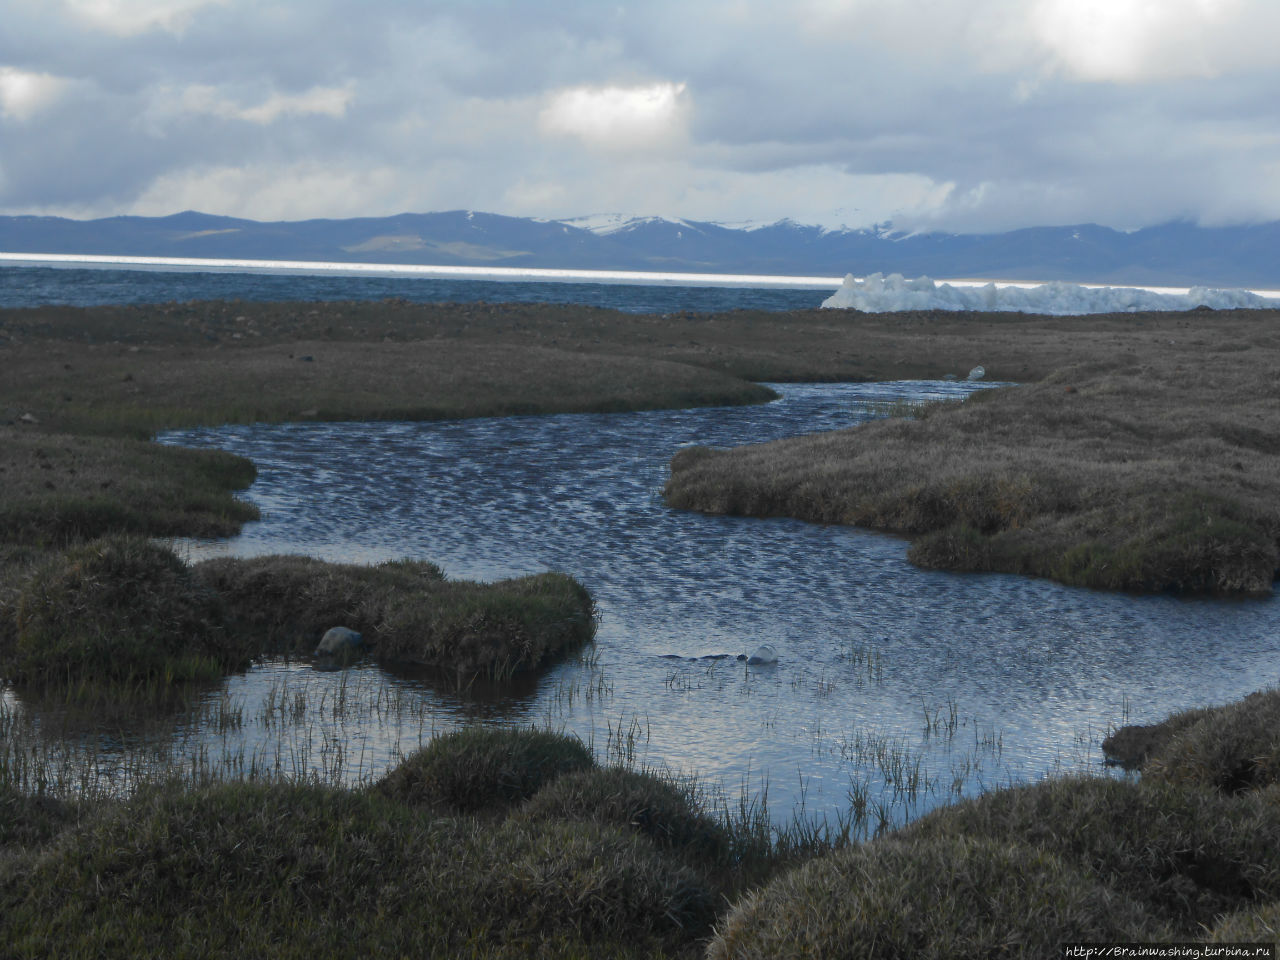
[15,381,1280,832]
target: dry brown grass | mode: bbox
[0,426,257,543]
[665,313,1280,594]
[4,297,1233,386]
[1115,688,1280,794]
[900,774,1280,935]
[0,338,775,438]
[705,832,1160,959]
[193,553,598,681]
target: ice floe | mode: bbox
[821,272,1278,315]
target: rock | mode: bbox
[745,643,777,665]
[315,626,363,657]
[967,365,986,381]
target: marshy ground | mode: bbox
[2,297,1279,955]
[3,298,1277,592]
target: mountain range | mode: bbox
[2,209,1279,288]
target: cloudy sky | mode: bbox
[3,0,1280,232]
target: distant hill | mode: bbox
[2,209,1278,288]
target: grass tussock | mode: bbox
[1110,688,1280,794]
[0,536,253,693]
[900,774,1280,934]
[375,727,596,815]
[0,777,715,960]
[190,553,446,647]
[665,353,1280,594]
[196,553,598,680]
[0,785,79,850]
[705,833,1159,960]
[0,540,596,701]
[516,765,733,865]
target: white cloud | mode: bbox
[62,0,228,37]
[539,82,689,151]
[129,162,405,220]
[0,66,71,121]
[171,84,354,125]
[1029,0,1279,82]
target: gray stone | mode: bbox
[315,626,363,656]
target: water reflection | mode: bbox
[14,381,1278,828]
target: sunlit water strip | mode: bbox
[0,252,843,289]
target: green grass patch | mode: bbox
[191,553,445,649]
[1209,900,1280,946]
[7,716,1280,955]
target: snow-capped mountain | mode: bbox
[2,209,1278,288]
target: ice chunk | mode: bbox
[820,272,1275,316]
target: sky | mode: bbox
[2,0,1280,233]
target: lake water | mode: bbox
[150,381,1280,830]
[5,264,1278,831]
[0,263,829,313]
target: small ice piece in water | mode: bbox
[746,643,777,665]
[967,365,985,381]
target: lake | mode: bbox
[132,379,1280,831]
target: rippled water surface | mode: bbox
[0,265,829,313]
[128,382,1279,824]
